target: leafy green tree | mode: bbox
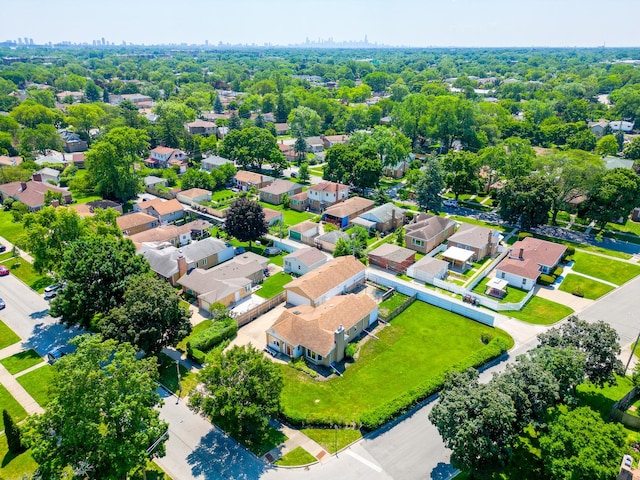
[566,129,597,151]
[288,106,321,136]
[189,345,283,447]
[3,409,24,453]
[498,175,556,230]
[298,162,310,183]
[595,134,619,156]
[275,95,289,123]
[539,406,626,480]
[583,167,640,229]
[25,335,168,480]
[213,94,224,114]
[414,160,444,212]
[86,126,148,202]
[323,144,358,184]
[27,89,56,108]
[66,103,106,142]
[154,100,196,147]
[392,94,430,148]
[363,71,391,92]
[537,316,623,387]
[19,124,63,156]
[529,346,586,403]
[294,130,307,164]
[180,168,216,191]
[84,80,100,102]
[352,157,382,191]
[50,236,149,329]
[219,127,284,171]
[224,198,268,249]
[623,136,640,160]
[442,151,480,200]
[228,112,241,131]
[99,275,191,355]
[10,100,62,128]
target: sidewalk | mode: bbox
[0,364,43,415]
[262,420,328,464]
[0,235,34,264]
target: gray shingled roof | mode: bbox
[143,237,229,278]
[359,202,405,224]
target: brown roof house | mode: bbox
[289,191,309,212]
[314,230,349,253]
[134,198,185,224]
[495,237,567,291]
[145,146,189,173]
[128,224,193,250]
[288,221,320,246]
[368,244,416,274]
[176,188,212,207]
[284,255,366,307]
[234,170,274,191]
[322,197,375,229]
[70,199,122,218]
[266,293,378,366]
[185,119,217,136]
[447,223,502,262]
[283,247,328,276]
[263,207,284,226]
[116,212,159,236]
[0,180,72,212]
[404,213,456,254]
[353,202,405,233]
[308,181,349,212]
[258,179,303,205]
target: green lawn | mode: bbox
[571,251,640,286]
[577,375,635,420]
[0,434,37,480]
[0,319,20,349]
[0,349,44,374]
[5,257,53,293]
[0,384,27,429]
[176,320,212,352]
[528,232,632,260]
[558,274,615,300]
[301,428,362,454]
[256,272,292,299]
[16,365,54,407]
[211,189,236,201]
[275,446,316,466]
[0,210,25,245]
[606,218,640,237]
[505,296,574,325]
[449,216,506,231]
[252,425,288,457]
[280,301,514,426]
[156,353,198,396]
[378,292,410,317]
[472,277,528,304]
[258,202,315,226]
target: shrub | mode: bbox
[564,255,573,263]
[289,357,318,378]
[189,318,238,352]
[553,266,563,277]
[323,223,337,233]
[188,347,206,365]
[518,232,533,240]
[565,246,576,256]
[538,274,555,286]
[345,343,358,359]
[480,332,493,344]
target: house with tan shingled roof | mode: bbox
[134,198,185,224]
[116,212,159,235]
[404,213,456,254]
[265,293,378,366]
[258,179,303,205]
[233,170,274,191]
[0,180,72,212]
[322,197,375,229]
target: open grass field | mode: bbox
[274,446,316,466]
[256,272,292,299]
[0,434,37,480]
[505,296,574,325]
[16,365,54,407]
[0,384,27,429]
[0,210,25,245]
[571,251,640,286]
[0,349,44,375]
[301,428,362,454]
[0,319,20,349]
[280,301,513,425]
[558,274,615,300]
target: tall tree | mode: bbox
[294,130,307,164]
[66,104,106,142]
[19,124,63,156]
[583,167,640,229]
[497,175,556,230]
[595,134,619,156]
[275,95,289,123]
[287,106,322,136]
[189,345,283,447]
[25,335,168,480]
[298,162,310,183]
[3,409,24,453]
[323,143,359,184]
[414,159,445,213]
[99,275,192,355]
[213,94,224,114]
[154,100,196,147]
[352,157,383,191]
[84,80,100,102]
[224,198,268,250]
[442,151,480,200]
[219,127,285,171]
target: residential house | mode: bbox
[322,197,375,229]
[108,93,153,105]
[56,91,84,103]
[367,244,416,274]
[404,213,456,254]
[495,237,567,291]
[185,119,217,136]
[129,224,193,250]
[321,134,349,149]
[353,202,405,233]
[308,181,349,212]
[134,198,185,224]
[234,170,274,191]
[609,120,634,133]
[278,142,297,162]
[216,126,230,139]
[604,156,635,170]
[33,167,60,185]
[116,212,159,236]
[288,221,320,246]
[176,188,212,207]
[383,159,408,179]
[145,147,189,173]
[201,154,233,172]
[314,230,349,253]
[263,207,284,226]
[305,136,325,153]
[265,293,378,366]
[144,176,168,192]
[258,179,303,205]
[143,237,234,285]
[447,223,502,261]
[60,131,88,153]
[284,255,366,307]
[71,153,85,169]
[588,119,608,138]
[0,180,72,212]
[406,257,449,284]
[289,191,309,212]
[283,247,328,275]
[274,123,290,135]
[71,199,122,218]
[0,155,23,167]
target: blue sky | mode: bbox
[5,0,640,47]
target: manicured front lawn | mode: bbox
[0,434,37,480]
[472,277,528,304]
[0,349,44,374]
[571,251,640,286]
[301,428,362,454]
[252,425,288,457]
[156,353,198,396]
[280,301,514,426]
[3,256,53,293]
[275,446,316,466]
[17,365,55,407]
[577,374,635,420]
[0,210,25,245]
[0,319,20,349]
[0,384,27,429]
[256,272,293,299]
[449,216,506,232]
[558,274,615,300]
[505,296,574,325]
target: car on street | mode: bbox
[264,246,281,256]
[234,246,246,255]
[0,265,9,276]
[46,345,76,364]
[0,244,5,252]
[290,172,297,178]
[44,283,62,294]
[443,199,459,207]
[0,298,5,310]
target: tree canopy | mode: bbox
[224,198,268,248]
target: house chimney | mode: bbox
[177,254,187,278]
[518,248,524,260]
[391,207,396,228]
[32,173,42,182]
[50,199,59,208]
[20,182,27,192]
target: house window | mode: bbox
[202,258,207,266]
[244,285,251,293]
[501,271,506,279]
[298,265,301,270]
[412,238,424,247]
[522,278,526,286]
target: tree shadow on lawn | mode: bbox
[24,322,83,357]
[1,447,27,469]
[430,461,458,480]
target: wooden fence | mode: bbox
[234,291,286,328]
[379,292,418,322]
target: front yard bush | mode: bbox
[188,318,237,353]
[187,347,206,365]
[518,232,533,240]
[538,274,555,286]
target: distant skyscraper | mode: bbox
[17,38,22,44]
[101,37,105,45]
[23,37,28,45]
[29,38,34,45]
[205,39,209,46]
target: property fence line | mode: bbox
[433,277,467,295]
[234,291,286,328]
[426,243,448,258]
[379,293,418,322]
[466,249,510,291]
[611,387,640,429]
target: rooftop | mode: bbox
[284,255,365,300]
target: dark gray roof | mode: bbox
[316,230,349,245]
[359,202,405,224]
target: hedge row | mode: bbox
[188,318,237,353]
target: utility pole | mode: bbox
[625,331,640,375]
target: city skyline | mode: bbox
[4,0,640,48]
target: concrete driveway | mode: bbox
[226,303,287,353]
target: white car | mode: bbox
[443,199,459,207]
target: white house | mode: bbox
[176,188,212,207]
[283,247,328,276]
[406,256,449,284]
[201,155,233,172]
[307,181,349,212]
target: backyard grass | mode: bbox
[577,374,635,420]
[256,272,293,299]
[17,365,54,407]
[301,428,363,454]
[176,319,212,352]
[606,218,640,237]
[0,384,27,429]
[0,209,25,245]
[156,352,198,396]
[558,274,615,300]
[571,251,640,286]
[0,319,20,349]
[211,189,236,201]
[377,292,410,317]
[505,296,574,325]
[274,446,317,466]
[0,349,44,374]
[0,434,37,480]
[472,277,529,304]
[3,256,53,293]
[258,202,315,226]
[280,301,514,425]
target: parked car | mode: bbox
[264,246,281,256]
[0,265,9,276]
[0,244,6,252]
[443,199,459,207]
[44,283,62,294]
[290,172,298,178]
[0,297,5,310]
[46,345,75,364]
[234,246,246,255]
